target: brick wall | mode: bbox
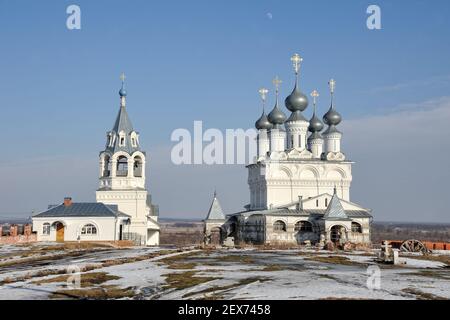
[0,223,37,244]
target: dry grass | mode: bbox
[0,249,183,286]
[32,272,120,287]
[50,285,135,299]
[182,276,270,298]
[406,270,450,280]
[259,264,286,271]
[402,287,447,300]
[304,255,363,266]
[164,271,218,290]
[0,248,106,268]
[0,264,99,286]
[166,262,198,270]
[207,254,254,264]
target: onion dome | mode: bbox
[309,113,324,133]
[268,101,286,126]
[285,84,308,112]
[119,72,127,97]
[268,76,286,126]
[323,105,341,126]
[255,111,273,130]
[323,79,341,126]
[308,90,324,133]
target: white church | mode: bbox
[204,54,372,247]
[32,76,160,246]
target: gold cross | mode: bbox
[329,78,336,94]
[120,72,126,83]
[290,53,303,74]
[310,90,319,105]
[258,87,268,102]
[272,76,282,93]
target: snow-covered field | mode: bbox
[0,243,448,300]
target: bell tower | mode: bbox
[96,73,159,245]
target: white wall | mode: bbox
[249,160,352,209]
[32,217,120,242]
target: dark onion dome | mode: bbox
[119,87,127,97]
[308,112,324,133]
[286,110,307,122]
[323,105,342,126]
[255,111,273,130]
[268,101,287,125]
[285,84,308,112]
[307,131,322,142]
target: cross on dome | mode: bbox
[272,76,282,95]
[290,53,303,74]
[310,89,319,106]
[328,78,336,94]
[258,87,268,102]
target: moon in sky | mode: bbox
[267,12,273,20]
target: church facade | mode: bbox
[33,76,160,245]
[204,54,372,247]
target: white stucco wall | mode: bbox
[248,160,352,209]
[32,217,121,242]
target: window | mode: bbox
[325,198,328,207]
[273,220,286,232]
[131,138,136,147]
[351,222,362,233]
[116,156,128,176]
[118,131,126,147]
[81,224,97,235]
[43,223,50,235]
[316,199,319,207]
[294,221,313,232]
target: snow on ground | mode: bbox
[0,245,448,300]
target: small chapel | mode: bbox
[32,75,160,245]
[204,54,372,247]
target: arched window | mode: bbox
[133,156,143,177]
[351,222,362,233]
[116,156,128,176]
[118,131,126,147]
[81,224,97,235]
[103,155,111,177]
[43,223,50,235]
[294,221,313,232]
[130,132,138,147]
[273,220,286,232]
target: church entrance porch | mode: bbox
[330,225,346,244]
[209,227,222,245]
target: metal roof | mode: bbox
[227,208,371,219]
[106,104,141,155]
[323,193,349,220]
[33,203,123,218]
[205,194,225,221]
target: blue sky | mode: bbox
[1,0,450,222]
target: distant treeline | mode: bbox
[371,222,450,243]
